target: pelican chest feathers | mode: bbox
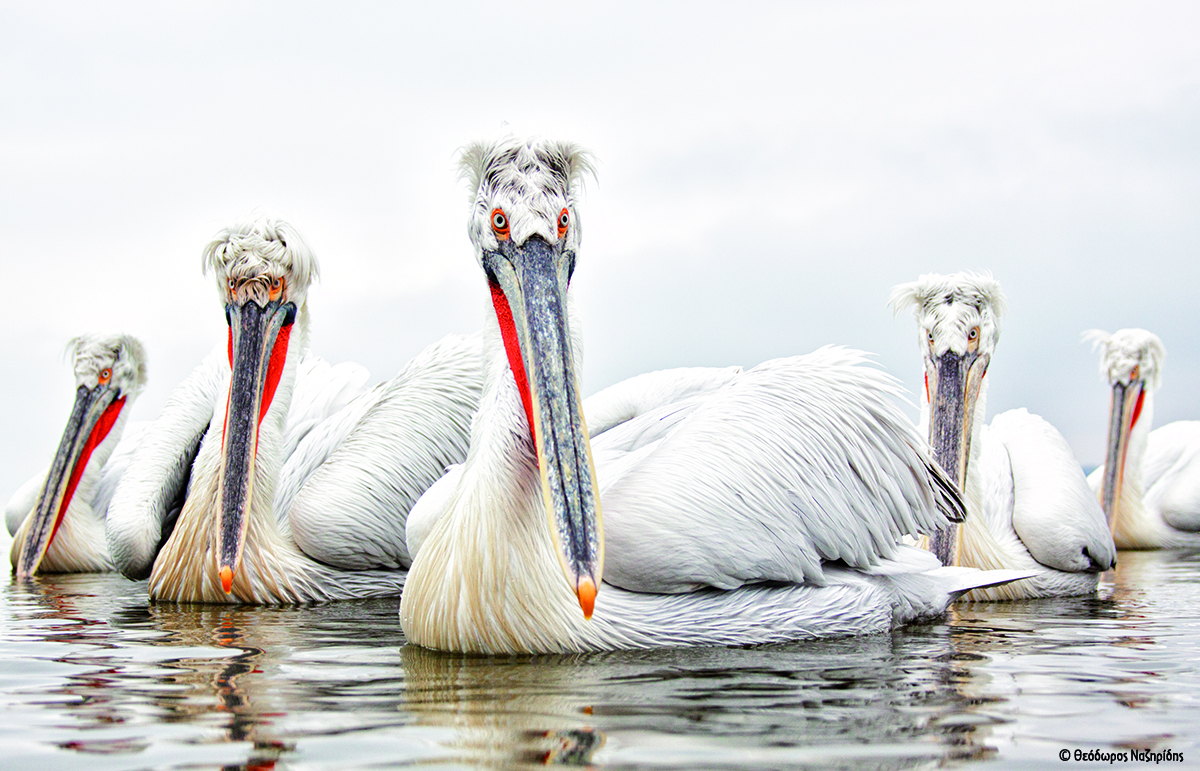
[890,272,1115,600]
[399,137,1029,654]
[1085,328,1200,548]
[8,333,147,577]
[105,216,482,604]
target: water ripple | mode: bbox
[0,550,1197,769]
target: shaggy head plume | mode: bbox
[889,271,1006,357]
[459,136,596,259]
[67,332,148,399]
[201,216,320,306]
[1083,328,1165,390]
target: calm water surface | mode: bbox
[1,550,1197,770]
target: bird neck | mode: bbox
[400,299,591,653]
[961,377,990,506]
[149,304,320,603]
[72,406,134,520]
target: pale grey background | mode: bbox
[2,1,1197,506]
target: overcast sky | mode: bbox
[2,2,1198,502]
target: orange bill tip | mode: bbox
[220,566,234,594]
[577,577,597,619]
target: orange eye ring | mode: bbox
[557,208,570,240]
[98,368,112,386]
[1130,365,1140,381]
[270,276,285,302]
[491,208,510,241]
[969,327,979,341]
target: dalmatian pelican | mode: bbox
[1084,328,1200,548]
[890,272,1116,599]
[7,333,147,577]
[399,137,1030,654]
[104,216,482,603]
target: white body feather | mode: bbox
[401,307,1022,653]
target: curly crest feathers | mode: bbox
[201,215,320,294]
[458,136,595,199]
[890,271,1006,356]
[459,136,596,257]
[1083,328,1165,389]
[888,271,1006,320]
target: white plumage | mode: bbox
[891,272,1115,600]
[105,216,482,603]
[7,333,148,575]
[1085,328,1200,548]
[400,137,1028,654]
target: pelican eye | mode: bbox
[270,276,285,301]
[98,368,112,386]
[491,209,510,240]
[1130,365,1140,382]
[926,330,935,344]
[227,278,237,293]
[969,327,979,340]
[557,208,570,239]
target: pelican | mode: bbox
[7,333,147,576]
[399,137,1029,654]
[1084,328,1200,548]
[890,272,1115,600]
[105,216,482,603]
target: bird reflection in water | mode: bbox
[6,577,290,767]
[401,645,605,768]
[145,604,296,771]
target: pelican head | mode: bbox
[201,216,317,594]
[15,333,147,577]
[460,137,602,617]
[1083,328,1165,526]
[890,271,1005,564]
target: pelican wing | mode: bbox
[586,366,743,438]
[106,347,225,579]
[406,366,737,562]
[277,355,372,463]
[595,347,961,594]
[285,334,483,570]
[1142,421,1200,531]
[988,409,1115,572]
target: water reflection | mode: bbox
[402,646,608,767]
[2,551,1198,769]
[401,629,1012,768]
[2,576,407,769]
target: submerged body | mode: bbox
[400,137,1026,654]
[1085,328,1200,549]
[105,217,482,603]
[891,273,1114,600]
[8,334,148,576]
